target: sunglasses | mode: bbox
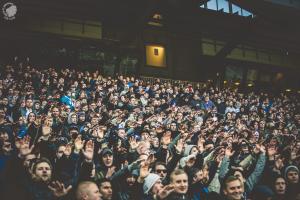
[156,169,167,173]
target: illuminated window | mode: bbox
[146,45,166,67]
[207,0,217,10]
[232,4,242,15]
[154,48,159,56]
[153,14,163,20]
[217,0,229,13]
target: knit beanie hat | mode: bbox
[284,165,299,179]
[143,173,160,194]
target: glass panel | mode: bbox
[242,9,252,17]
[207,0,217,10]
[217,0,229,13]
[225,66,243,81]
[232,4,242,15]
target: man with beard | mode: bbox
[10,158,72,200]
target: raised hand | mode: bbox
[260,145,266,154]
[129,137,139,150]
[106,166,116,179]
[15,135,34,157]
[74,135,84,152]
[48,181,72,197]
[138,161,150,180]
[185,155,196,168]
[253,144,261,154]
[225,147,235,158]
[175,138,184,154]
[82,140,94,161]
[157,184,174,199]
[197,136,205,153]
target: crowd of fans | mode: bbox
[0,60,299,200]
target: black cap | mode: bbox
[101,148,113,156]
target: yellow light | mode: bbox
[285,89,291,92]
[234,82,240,86]
[146,45,166,67]
[224,80,227,84]
[248,83,253,87]
[298,90,300,94]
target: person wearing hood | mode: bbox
[110,159,142,200]
[95,147,116,182]
[284,165,300,199]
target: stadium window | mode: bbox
[207,0,217,10]
[241,9,252,17]
[217,0,229,13]
[231,4,242,15]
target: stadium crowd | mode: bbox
[0,60,299,200]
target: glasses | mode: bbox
[156,169,167,173]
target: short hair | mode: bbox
[223,175,242,188]
[98,178,111,187]
[32,158,53,173]
[170,169,187,183]
[75,181,97,200]
[154,161,166,169]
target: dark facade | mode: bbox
[0,0,300,91]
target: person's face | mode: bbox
[193,170,204,183]
[190,147,199,155]
[56,145,66,159]
[91,117,98,125]
[90,103,97,110]
[287,170,299,184]
[71,114,77,124]
[45,118,53,127]
[0,132,9,141]
[141,132,149,141]
[52,108,60,117]
[155,164,167,179]
[2,98,8,105]
[79,115,85,122]
[99,181,113,200]
[152,137,159,148]
[170,123,177,131]
[33,162,52,183]
[275,177,286,195]
[126,176,136,187]
[26,99,33,108]
[118,129,126,139]
[102,154,113,167]
[172,173,188,194]
[34,103,40,110]
[223,180,243,200]
[28,113,36,122]
[151,179,163,195]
